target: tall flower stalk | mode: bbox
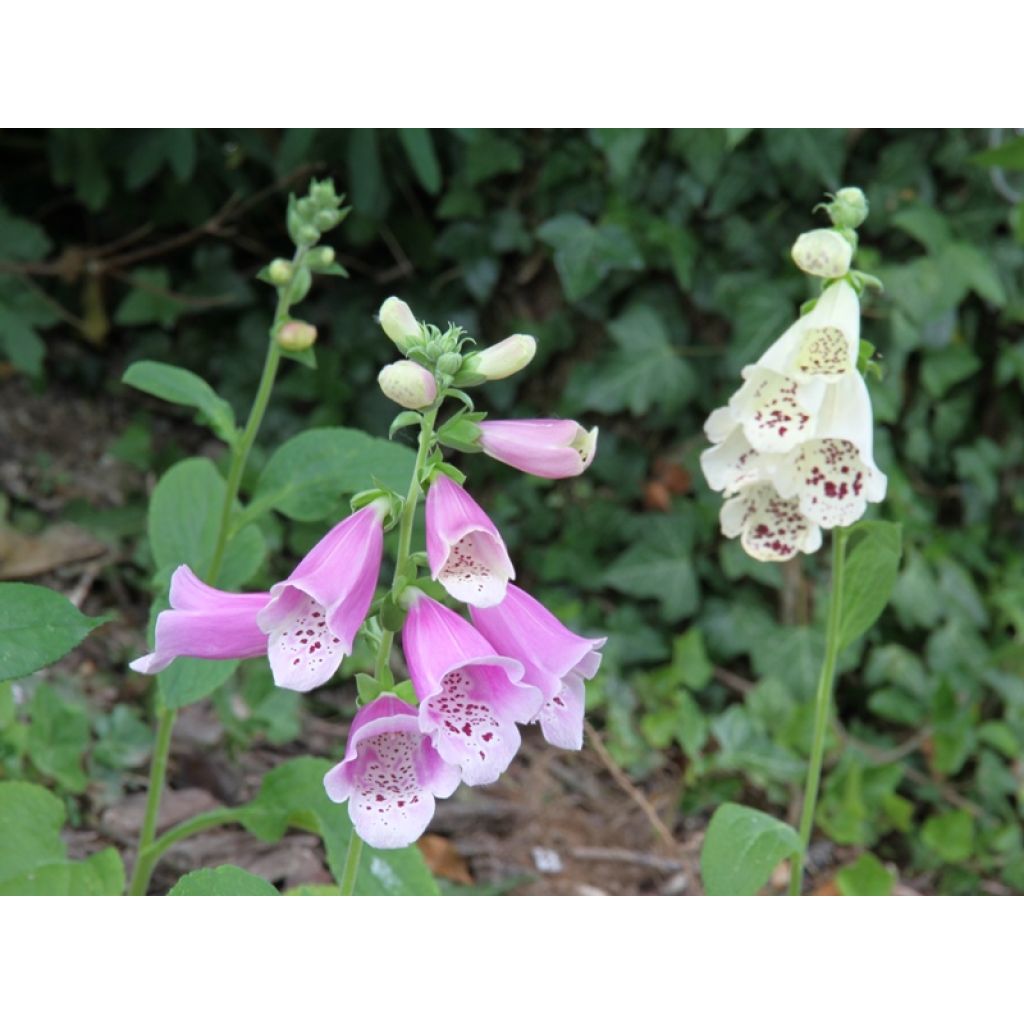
[127,181,347,895]
[699,186,892,895]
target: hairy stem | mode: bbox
[128,248,306,896]
[339,404,438,896]
[789,526,848,896]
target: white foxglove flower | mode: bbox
[773,372,887,528]
[728,281,860,453]
[720,483,823,562]
[699,406,780,495]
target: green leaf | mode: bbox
[147,457,265,587]
[0,782,66,884]
[569,304,695,416]
[114,269,185,329]
[125,129,197,188]
[247,428,415,523]
[0,310,46,377]
[590,128,649,182]
[836,853,895,896]
[169,865,280,895]
[27,685,90,792]
[971,136,1024,170]
[921,809,975,863]
[0,781,124,894]
[397,128,442,194]
[159,657,240,710]
[603,515,699,619]
[0,203,52,261]
[123,360,237,445]
[838,522,902,650]
[0,848,125,896]
[238,758,439,895]
[0,584,111,683]
[536,213,643,302]
[700,802,801,895]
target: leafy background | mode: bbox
[1,128,1022,894]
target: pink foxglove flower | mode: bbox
[478,419,597,479]
[323,694,459,849]
[402,592,542,785]
[133,503,386,690]
[129,567,270,675]
[426,474,514,608]
[256,502,386,692]
[471,584,605,751]
[720,483,823,562]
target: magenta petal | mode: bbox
[257,505,384,691]
[426,475,514,608]
[478,419,597,479]
[471,585,605,700]
[129,566,270,675]
[323,695,460,849]
[401,593,542,785]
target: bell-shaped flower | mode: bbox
[471,584,605,751]
[129,566,270,675]
[478,418,598,479]
[699,406,780,496]
[773,371,887,528]
[402,592,542,785]
[720,483,823,562]
[728,281,860,453]
[323,694,460,849]
[426,474,514,608]
[255,502,386,692]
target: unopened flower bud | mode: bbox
[268,259,294,285]
[828,187,869,229]
[464,334,537,381]
[314,209,341,232]
[309,246,335,268]
[436,352,462,375]
[276,320,318,352]
[378,360,437,409]
[791,229,853,279]
[290,266,313,303]
[296,224,320,247]
[378,297,421,352]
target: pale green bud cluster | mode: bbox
[375,296,539,420]
[287,179,346,248]
[827,187,869,230]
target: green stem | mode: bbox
[140,809,242,867]
[128,248,306,896]
[127,706,176,895]
[338,404,438,896]
[789,526,848,896]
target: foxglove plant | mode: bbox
[125,248,604,894]
[698,187,901,896]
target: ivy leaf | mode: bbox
[537,213,643,302]
[603,514,700,619]
[397,128,442,194]
[569,304,695,416]
[114,269,185,328]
